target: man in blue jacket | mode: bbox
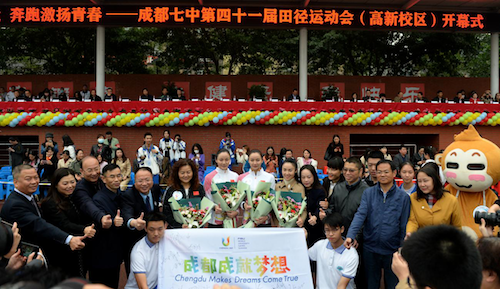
[344,159,410,289]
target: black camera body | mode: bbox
[474,211,500,227]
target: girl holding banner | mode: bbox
[204,149,240,228]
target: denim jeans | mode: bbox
[363,249,398,289]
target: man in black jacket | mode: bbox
[90,134,112,162]
[89,164,125,288]
[72,156,112,229]
[121,167,162,274]
[8,137,24,171]
[0,165,86,252]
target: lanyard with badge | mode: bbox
[456,190,489,216]
[145,144,154,167]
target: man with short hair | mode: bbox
[392,225,482,289]
[5,86,15,102]
[432,90,447,103]
[104,131,120,159]
[363,151,384,187]
[89,164,125,288]
[125,212,167,289]
[72,156,113,229]
[8,137,24,171]
[287,88,300,101]
[121,167,163,274]
[105,88,118,101]
[137,132,163,184]
[0,165,86,252]
[345,160,410,289]
[322,157,369,235]
[392,145,409,176]
[79,84,91,100]
[24,90,33,101]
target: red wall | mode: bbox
[3,125,500,172]
[0,74,491,100]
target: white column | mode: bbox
[96,26,105,97]
[491,32,499,95]
[299,28,308,101]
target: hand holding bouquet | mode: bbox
[168,197,215,228]
[272,191,307,228]
[242,182,275,228]
[211,182,249,228]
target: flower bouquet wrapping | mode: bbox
[168,197,214,228]
[241,182,275,228]
[271,191,307,228]
[211,182,249,228]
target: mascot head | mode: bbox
[437,125,500,192]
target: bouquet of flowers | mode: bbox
[241,182,275,228]
[272,191,307,228]
[211,182,249,228]
[168,197,214,228]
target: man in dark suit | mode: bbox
[73,156,113,229]
[432,90,447,103]
[89,164,125,289]
[287,88,300,101]
[0,165,86,252]
[121,167,163,275]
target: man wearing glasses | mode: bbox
[344,160,410,289]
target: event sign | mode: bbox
[400,83,425,102]
[206,82,232,100]
[158,228,313,289]
[360,83,385,99]
[1,6,498,32]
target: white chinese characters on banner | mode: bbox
[400,83,425,102]
[208,85,228,100]
[360,83,385,100]
[205,82,232,100]
[158,228,313,289]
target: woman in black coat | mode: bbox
[298,165,326,247]
[324,134,344,161]
[41,168,95,278]
[163,159,206,228]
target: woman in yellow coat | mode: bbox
[406,164,462,237]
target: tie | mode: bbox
[145,196,152,213]
[31,198,41,217]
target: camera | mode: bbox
[474,211,500,227]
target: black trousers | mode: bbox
[89,266,121,289]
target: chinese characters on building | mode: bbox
[10,7,102,23]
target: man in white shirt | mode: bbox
[125,212,167,289]
[309,212,359,289]
[137,132,163,184]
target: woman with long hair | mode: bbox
[163,159,206,228]
[112,148,131,191]
[276,158,306,222]
[324,134,344,162]
[24,148,40,172]
[263,146,278,177]
[297,149,318,171]
[297,165,326,247]
[406,165,461,238]
[62,134,76,160]
[41,168,96,277]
